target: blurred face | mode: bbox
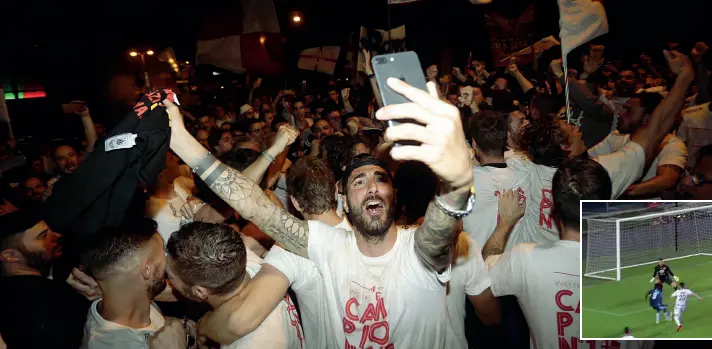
[294,102,307,119]
[617,97,645,134]
[507,111,529,150]
[472,87,485,105]
[261,104,271,114]
[263,112,275,127]
[328,111,342,130]
[658,260,664,267]
[54,145,79,175]
[329,90,339,102]
[11,221,62,276]
[558,120,586,157]
[31,159,45,175]
[196,130,210,149]
[447,93,459,106]
[216,106,226,119]
[616,70,637,97]
[199,116,213,130]
[217,132,235,153]
[94,123,106,137]
[344,165,395,240]
[249,122,268,141]
[305,95,314,105]
[619,70,635,84]
[315,120,333,139]
[23,177,46,202]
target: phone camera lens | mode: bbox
[375,58,386,64]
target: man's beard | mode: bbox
[18,246,52,277]
[346,195,395,243]
[149,276,167,299]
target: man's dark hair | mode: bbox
[208,130,231,150]
[220,148,261,172]
[287,157,337,215]
[624,327,631,334]
[523,118,572,168]
[0,211,43,251]
[680,282,686,288]
[553,157,612,229]
[321,135,354,179]
[80,219,157,280]
[470,111,508,156]
[633,92,663,115]
[166,222,246,296]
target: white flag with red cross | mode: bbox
[298,46,341,75]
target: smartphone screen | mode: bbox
[371,51,428,146]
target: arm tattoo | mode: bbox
[414,190,468,271]
[204,163,309,257]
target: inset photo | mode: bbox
[581,201,712,339]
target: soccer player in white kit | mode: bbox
[670,282,704,332]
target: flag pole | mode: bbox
[387,0,393,53]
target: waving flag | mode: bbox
[196,0,283,76]
[298,47,341,75]
[558,0,608,58]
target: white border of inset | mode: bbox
[580,200,712,341]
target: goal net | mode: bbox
[584,203,712,281]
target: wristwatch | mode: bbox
[434,186,476,218]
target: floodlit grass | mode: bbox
[582,255,712,338]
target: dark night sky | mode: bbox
[1,0,711,139]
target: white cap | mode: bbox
[240,104,253,116]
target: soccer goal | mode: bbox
[584,203,712,281]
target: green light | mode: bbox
[4,92,15,100]
[17,92,23,99]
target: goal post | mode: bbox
[585,204,712,281]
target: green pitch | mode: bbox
[582,255,712,338]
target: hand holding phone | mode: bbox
[374,77,474,190]
[371,51,429,147]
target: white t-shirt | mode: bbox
[588,132,687,182]
[463,161,530,249]
[671,289,694,311]
[146,177,198,243]
[225,248,304,349]
[445,235,492,349]
[263,218,351,349]
[503,154,561,248]
[307,221,451,349]
[589,140,647,199]
[81,300,165,349]
[677,102,712,168]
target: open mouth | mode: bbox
[364,200,385,216]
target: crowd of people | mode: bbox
[1,33,711,349]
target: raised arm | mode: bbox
[375,78,474,271]
[198,264,290,344]
[241,128,296,185]
[631,51,695,161]
[482,190,525,259]
[165,101,310,257]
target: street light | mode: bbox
[185,61,190,65]
[128,49,155,88]
[293,15,301,23]
[259,35,266,45]
[168,58,174,64]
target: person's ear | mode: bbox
[290,195,303,213]
[191,285,210,301]
[140,261,152,281]
[0,249,22,263]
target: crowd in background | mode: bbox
[0,25,710,348]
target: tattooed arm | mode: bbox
[167,104,310,257]
[414,185,470,272]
